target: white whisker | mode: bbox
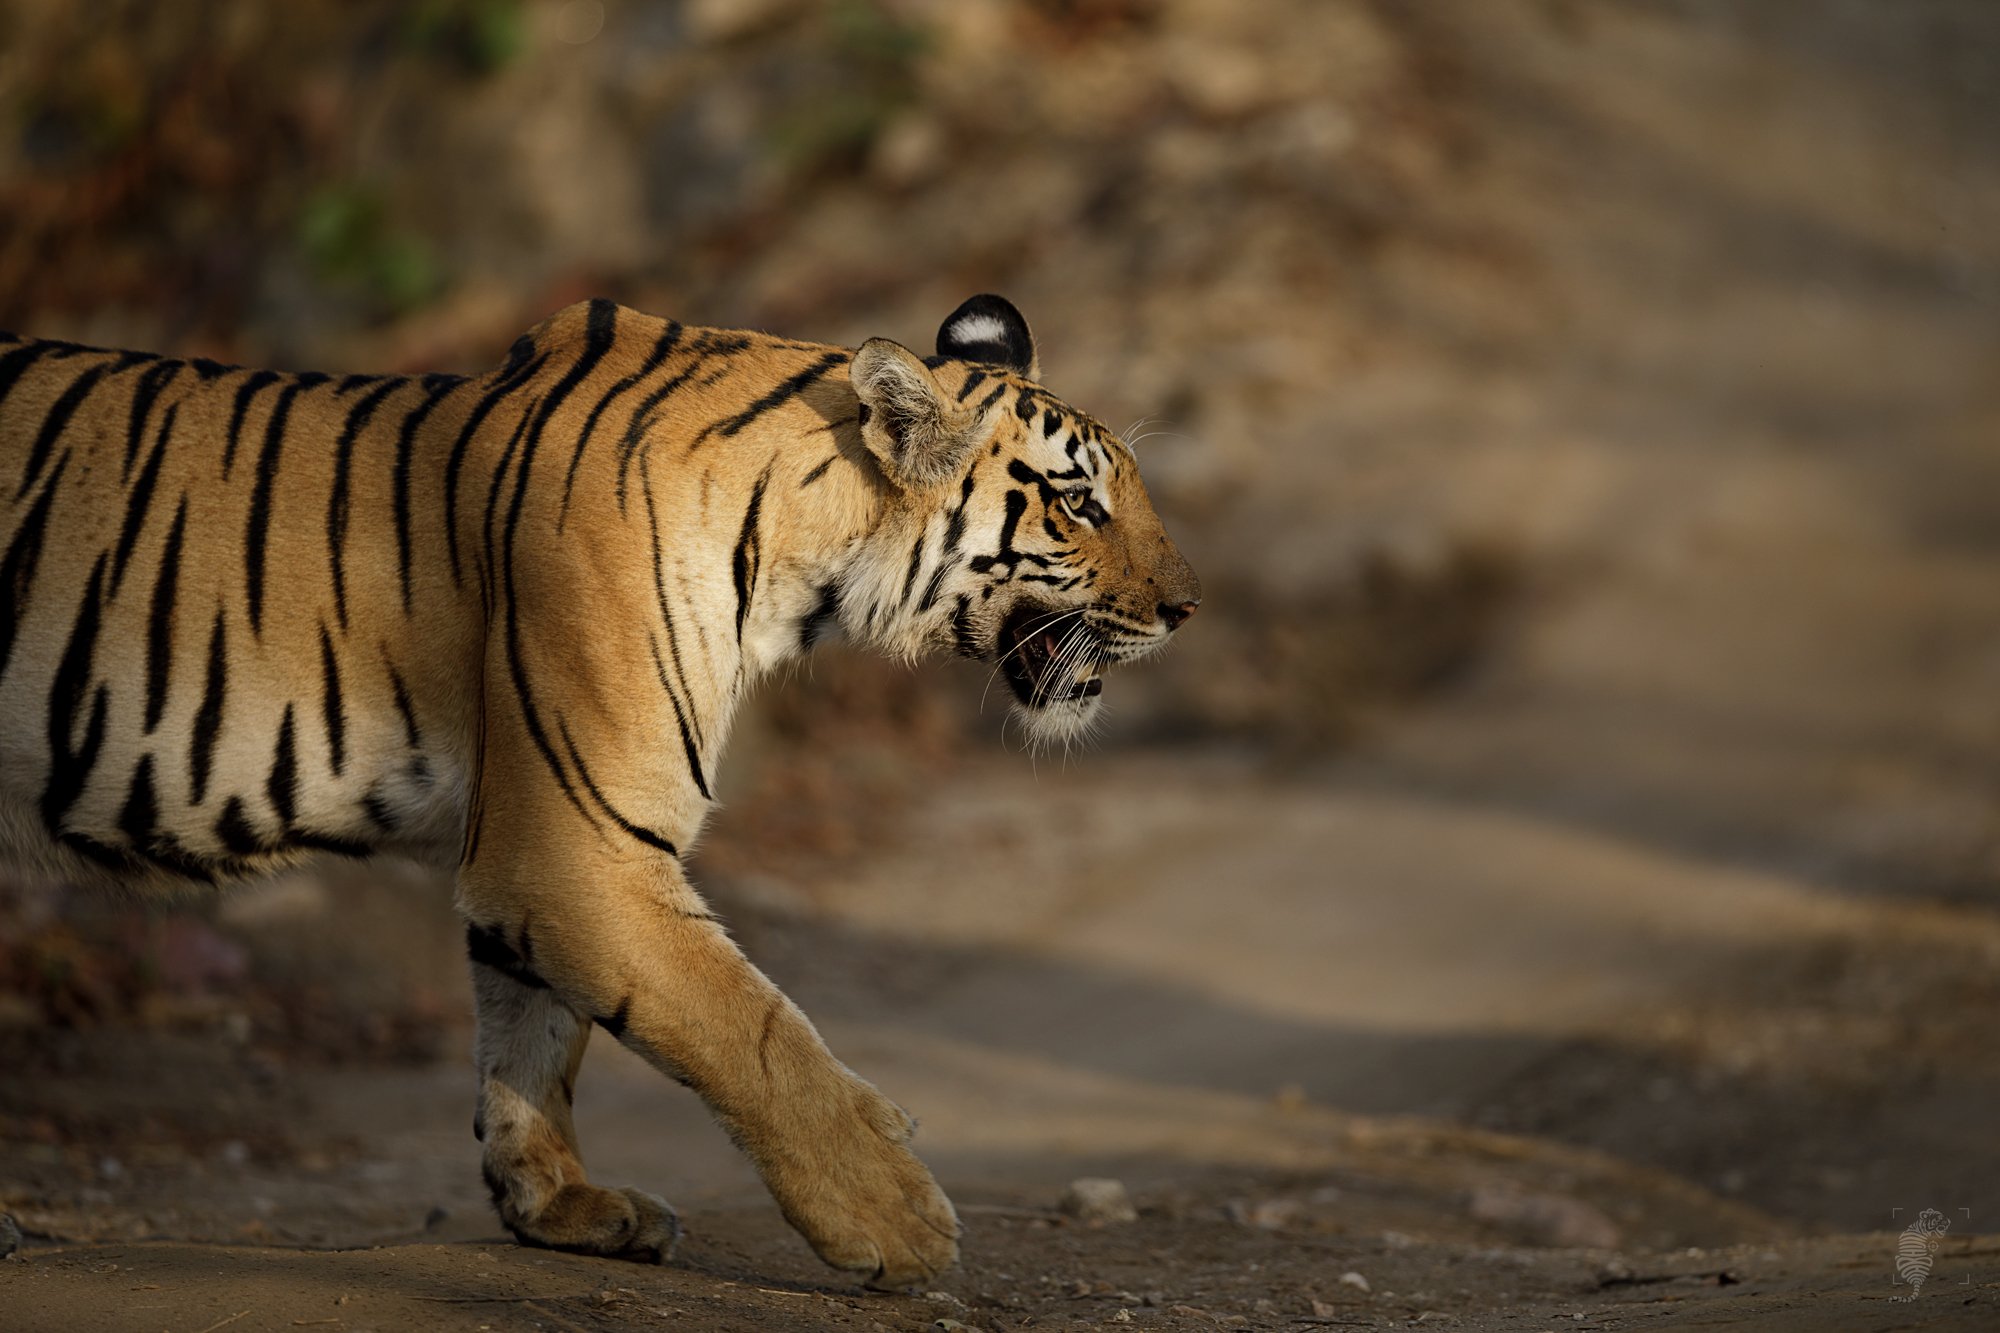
[978,607,1092,712]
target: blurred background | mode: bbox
[3,0,1999,1324]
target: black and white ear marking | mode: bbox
[937,294,1039,381]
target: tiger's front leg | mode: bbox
[458,841,959,1287]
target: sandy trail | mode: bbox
[8,722,2000,1328]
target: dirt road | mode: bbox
[7,736,2000,1329]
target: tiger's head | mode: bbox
[845,295,1200,745]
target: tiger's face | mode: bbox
[849,296,1200,744]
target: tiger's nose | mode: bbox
[1159,600,1199,631]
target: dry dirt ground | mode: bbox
[5,745,2000,1331]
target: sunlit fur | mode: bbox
[0,295,1198,1286]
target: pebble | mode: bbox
[1339,1270,1372,1293]
[1228,1197,1304,1230]
[1061,1177,1138,1225]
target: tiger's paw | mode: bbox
[505,1183,680,1264]
[769,1085,961,1289]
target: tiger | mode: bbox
[0,293,1200,1286]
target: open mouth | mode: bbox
[999,605,1105,708]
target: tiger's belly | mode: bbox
[0,726,471,892]
[0,619,474,892]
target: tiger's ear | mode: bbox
[936,294,1039,381]
[852,337,983,489]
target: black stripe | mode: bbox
[614,335,712,508]
[118,754,214,883]
[968,488,1031,574]
[798,583,839,653]
[1042,407,1063,438]
[42,554,111,834]
[110,401,177,599]
[798,454,837,488]
[190,607,227,804]
[638,457,705,758]
[479,407,535,611]
[266,704,298,827]
[560,320,682,526]
[916,558,954,613]
[950,594,980,658]
[648,635,711,800]
[731,467,770,641]
[386,658,422,748]
[0,341,64,418]
[0,451,69,682]
[118,754,162,849]
[245,379,315,636]
[693,350,847,447]
[445,352,546,586]
[360,786,397,833]
[142,498,188,733]
[319,625,346,776]
[973,382,1007,417]
[215,796,262,857]
[466,922,550,989]
[941,470,976,555]
[558,717,679,855]
[898,529,926,606]
[123,359,182,479]
[189,358,234,381]
[221,370,280,478]
[483,299,620,585]
[335,373,383,396]
[393,375,465,613]
[327,378,402,630]
[496,307,621,837]
[955,369,988,403]
[17,361,113,500]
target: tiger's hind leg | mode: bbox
[468,926,679,1262]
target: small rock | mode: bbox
[1228,1197,1303,1230]
[1338,1270,1371,1293]
[1311,1298,1339,1317]
[1108,1313,1133,1325]
[0,1212,22,1259]
[932,1321,977,1332]
[1469,1187,1621,1249]
[1061,1177,1138,1225]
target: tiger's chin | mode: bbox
[998,604,1108,748]
[1014,692,1105,747]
